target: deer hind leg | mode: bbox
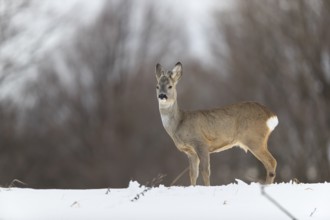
[243,136,277,184]
[249,146,277,184]
[188,153,200,186]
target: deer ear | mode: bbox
[171,62,182,82]
[155,63,164,81]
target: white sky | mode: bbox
[161,0,231,61]
[0,0,230,99]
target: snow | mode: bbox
[1,181,330,220]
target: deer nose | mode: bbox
[158,94,168,100]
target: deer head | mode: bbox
[155,62,182,108]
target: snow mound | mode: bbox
[1,181,330,220]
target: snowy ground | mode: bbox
[1,180,329,220]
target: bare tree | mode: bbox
[0,0,29,84]
[0,0,189,188]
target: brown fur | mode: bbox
[156,62,278,185]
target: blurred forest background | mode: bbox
[0,0,329,188]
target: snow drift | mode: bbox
[1,180,329,220]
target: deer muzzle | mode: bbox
[158,94,168,100]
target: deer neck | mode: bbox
[159,100,182,135]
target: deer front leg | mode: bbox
[188,153,200,186]
[198,150,211,186]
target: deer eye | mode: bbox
[168,86,172,89]
[156,86,159,89]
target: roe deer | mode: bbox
[155,62,278,186]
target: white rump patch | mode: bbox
[266,116,279,131]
